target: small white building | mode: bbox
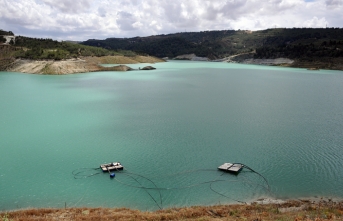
[0,35,16,45]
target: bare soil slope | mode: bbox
[6,56,164,75]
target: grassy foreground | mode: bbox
[1,200,342,221]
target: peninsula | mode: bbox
[0,31,163,75]
[5,56,163,75]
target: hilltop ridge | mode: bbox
[82,28,343,70]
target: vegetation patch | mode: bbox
[1,200,342,221]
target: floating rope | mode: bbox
[120,170,163,209]
[72,167,102,179]
[241,164,271,192]
[71,164,271,208]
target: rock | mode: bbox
[191,57,209,61]
[82,210,90,215]
[174,54,209,61]
[174,54,196,60]
[102,65,133,71]
[141,66,156,70]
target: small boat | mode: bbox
[218,163,243,174]
[100,162,124,172]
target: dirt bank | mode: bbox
[242,58,294,65]
[5,55,164,75]
[1,199,342,221]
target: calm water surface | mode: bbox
[1,61,343,210]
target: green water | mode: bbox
[1,61,343,210]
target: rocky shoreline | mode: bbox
[171,53,343,70]
[241,58,294,66]
[3,54,343,75]
[4,55,164,75]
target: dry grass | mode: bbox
[1,200,342,221]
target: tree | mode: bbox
[0,36,6,43]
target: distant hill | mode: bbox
[82,30,248,59]
[82,28,343,70]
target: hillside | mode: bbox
[0,34,134,66]
[0,32,163,74]
[82,28,343,70]
[82,30,250,59]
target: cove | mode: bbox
[1,61,343,211]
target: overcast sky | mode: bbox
[1,0,342,41]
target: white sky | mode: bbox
[1,0,342,40]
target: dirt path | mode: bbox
[222,50,256,62]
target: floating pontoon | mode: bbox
[218,163,243,174]
[100,162,123,172]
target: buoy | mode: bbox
[110,173,115,178]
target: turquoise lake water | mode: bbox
[1,61,343,211]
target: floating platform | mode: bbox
[218,163,243,174]
[100,162,123,172]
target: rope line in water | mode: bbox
[240,164,271,192]
[71,164,271,208]
[209,182,247,204]
[119,170,163,209]
[72,168,102,179]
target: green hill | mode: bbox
[0,32,140,70]
[82,30,250,59]
[13,36,133,60]
[82,28,343,69]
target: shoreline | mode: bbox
[173,53,343,71]
[236,58,343,71]
[3,56,343,75]
[3,55,165,75]
[1,198,342,220]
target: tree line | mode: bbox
[82,28,343,61]
[253,28,343,61]
[11,36,135,60]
